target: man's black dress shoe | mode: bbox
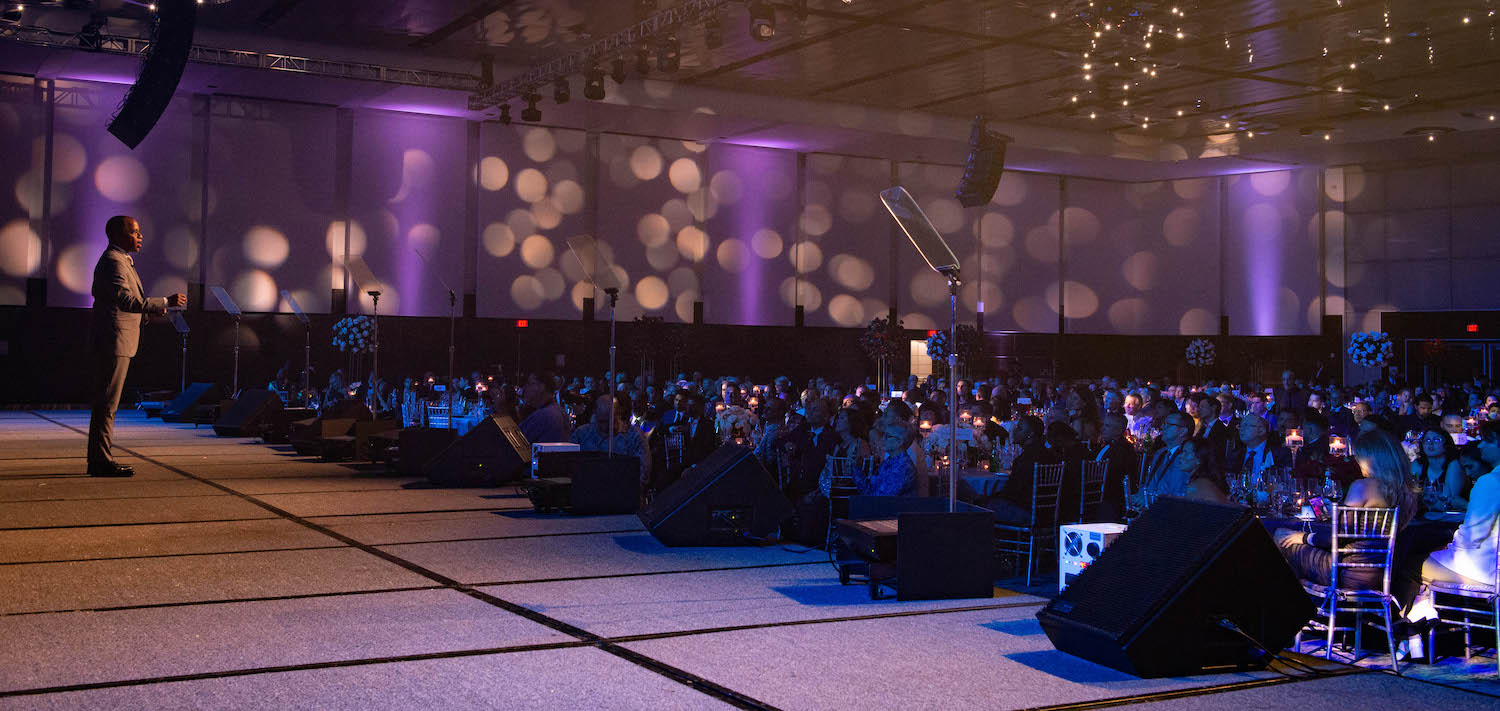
[89,463,136,477]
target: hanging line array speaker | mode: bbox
[108,0,198,149]
[955,114,1012,208]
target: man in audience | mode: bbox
[1292,410,1331,476]
[1231,414,1292,478]
[1093,412,1138,521]
[1401,393,1440,434]
[1275,370,1307,416]
[1194,394,1232,474]
[1122,393,1150,440]
[779,398,839,543]
[520,370,572,444]
[1136,411,1199,503]
[982,415,1059,525]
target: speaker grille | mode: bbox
[641,444,750,522]
[1053,498,1251,639]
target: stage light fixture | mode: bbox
[522,93,542,122]
[584,67,606,100]
[657,33,680,72]
[635,45,651,75]
[611,57,627,84]
[748,0,775,41]
[499,103,512,125]
[553,76,570,104]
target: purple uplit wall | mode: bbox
[0,76,43,306]
[596,133,706,324]
[977,170,1062,334]
[1224,169,1320,336]
[702,143,798,326]
[206,97,336,315]
[348,110,467,317]
[897,162,975,328]
[45,80,195,313]
[802,154,892,329]
[1064,177,1221,335]
[475,122,590,320]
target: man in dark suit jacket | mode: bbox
[88,216,186,477]
[1092,412,1139,522]
[1293,410,1332,478]
[1195,395,1234,476]
[776,398,839,544]
[986,415,1060,525]
[1228,414,1293,478]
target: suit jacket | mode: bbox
[1227,439,1294,476]
[994,443,1062,514]
[1292,438,1330,472]
[1092,437,1139,520]
[1198,420,1233,475]
[1141,442,1198,498]
[90,245,166,357]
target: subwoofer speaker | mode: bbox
[213,389,283,437]
[422,415,530,486]
[1037,497,1314,678]
[108,0,197,149]
[160,382,220,423]
[955,114,1012,208]
[638,444,792,546]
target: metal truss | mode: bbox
[0,24,484,92]
[466,0,738,110]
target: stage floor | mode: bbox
[1,410,1496,710]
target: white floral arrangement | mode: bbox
[924,423,977,459]
[1348,331,1393,368]
[715,405,757,441]
[1186,338,1216,367]
[332,316,375,353]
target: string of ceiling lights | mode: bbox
[1028,0,1498,143]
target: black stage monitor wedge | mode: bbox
[160,382,221,423]
[530,451,641,515]
[955,114,1012,208]
[213,389,283,437]
[422,415,530,486]
[1036,497,1315,678]
[108,0,197,149]
[638,444,793,546]
[397,427,458,477]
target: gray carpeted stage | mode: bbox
[1,410,1495,709]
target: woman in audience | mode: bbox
[1065,385,1102,445]
[1184,437,1230,504]
[1274,429,1417,588]
[817,406,873,497]
[752,396,789,465]
[1412,426,1468,513]
[857,415,919,497]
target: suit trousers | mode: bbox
[88,353,131,467]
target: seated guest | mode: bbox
[857,419,919,497]
[1092,412,1139,521]
[1133,412,1199,506]
[1275,429,1417,588]
[571,392,652,488]
[1400,394,1441,434]
[817,406,874,497]
[1440,413,1468,439]
[1123,393,1151,440]
[1292,410,1331,475]
[1231,414,1292,478]
[1413,422,1500,599]
[1184,438,1230,504]
[752,396,790,465]
[519,370,572,444]
[1194,394,1232,474]
[1412,426,1468,513]
[981,416,1061,525]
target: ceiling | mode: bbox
[172,0,1500,140]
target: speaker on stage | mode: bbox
[1036,498,1314,678]
[160,382,221,423]
[213,389,283,437]
[530,451,640,515]
[422,415,530,486]
[638,444,792,546]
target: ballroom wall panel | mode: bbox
[1062,177,1220,335]
[0,76,43,306]
[475,123,591,320]
[596,133,706,323]
[347,110,468,317]
[701,143,799,326]
[1223,169,1321,336]
[45,80,197,312]
[976,170,1062,334]
[801,153,893,329]
[206,97,336,315]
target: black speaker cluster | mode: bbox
[108,0,197,149]
[955,115,1013,208]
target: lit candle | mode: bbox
[1329,436,1346,456]
[1285,429,1304,448]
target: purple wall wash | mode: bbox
[1224,169,1320,336]
[702,143,798,326]
[0,76,44,306]
[206,97,337,315]
[348,110,467,317]
[1064,177,1221,335]
[45,80,195,313]
[475,122,591,320]
[976,170,1062,334]
[803,153,891,329]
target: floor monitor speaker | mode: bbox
[530,451,640,515]
[1037,497,1314,678]
[638,444,792,546]
[160,382,221,423]
[213,389,283,437]
[422,415,530,486]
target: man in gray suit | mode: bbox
[1131,411,1199,508]
[88,216,186,477]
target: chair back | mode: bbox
[1329,505,1400,594]
[664,428,687,470]
[1081,459,1109,518]
[825,455,863,523]
[1029,462,1067,527]
[425,404,450,429]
